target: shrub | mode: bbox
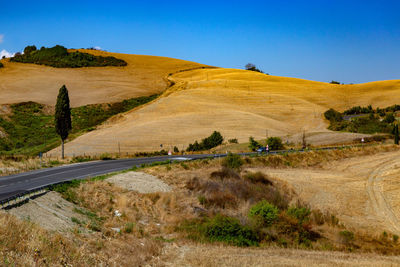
[222,152,243,170]
[393,234,399,243]
[245,63,264,73]
[248,136,261,151]
[244,171,272,185]
[324,108,342,122]
[384,112,395,123]
[0,62,3,68]
[266,137,284,150]
[330,80,340,84]
[228,138,238,144]
[203,215,259,246]
[173,146,179,153]
[186,131,224,151]
[249,200,279,227]
[287,206,311,223]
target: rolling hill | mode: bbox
[46,63,400,156]
[0,49,208,107]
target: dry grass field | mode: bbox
[0,49,207,107]
[3,146,400,265]
[49,66,400,155]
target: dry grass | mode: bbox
[0,211,161,266]
[50,66,400,155]
[0,50,207,107]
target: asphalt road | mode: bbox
[0,154,219,202]
[0,144,362,203]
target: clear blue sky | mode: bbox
[1,0,399,83]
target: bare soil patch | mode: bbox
[7,191,89,232]
[106,171,172,193]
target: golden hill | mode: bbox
[0,49,207,107]
[47,67,400,156]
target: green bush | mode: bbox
[222,152,243,170]
[384,112,395,123]
[228,138,238,144]
[10,45,127,68]
[287,206,311,223]
[203,215,259,246]
[186,131,224,151]
[324,108,342,122]
[248,136,261,151]
[266,137,284,150]
[0,95,158,155]
[249,200,279,227]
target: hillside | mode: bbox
[48,67,400,156]
[0,49,208,107]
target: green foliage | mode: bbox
[55,85,72,141]
[394,124,399,145]
[10,45,127,68]
[248,136,261,151]
[249,200,279,227]
[287,206,311,223]
[326,106,395,135]
[0,102,57,152]
[245,63,264,73]
[0,95,158,155]
[384,112,395,123]
[330,80,340,84]
[228,138,238,144]
[343,105,373,115]
[23,45,37,55]
[186,131,224,151]
[393,234,399,243]
[203,215,259,246]
[324,108,342,122]
[266,137,284,150]
[222,152,244,170]
[173,146,179,153]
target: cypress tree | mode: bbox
[55,85,72,159]
[394,124,399,145]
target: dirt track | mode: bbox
[258,150,400,235]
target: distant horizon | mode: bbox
[1,0,399,84]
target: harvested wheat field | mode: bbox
[50,66,400,155]
[0,50,207,107]
[261,149,400,236]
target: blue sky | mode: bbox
[1,0,399,83]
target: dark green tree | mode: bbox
[394,124,399,145]
[55,85,72,159]
[266,137,284,150]
[248,136,261,151]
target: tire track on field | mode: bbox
[367,158,400,233]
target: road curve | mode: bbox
[0,154,215,202]
[0,144,365,203]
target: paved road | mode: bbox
[0,145,364,203]
[0,154,220,202]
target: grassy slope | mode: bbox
[0,49,208,107]
[53,67,400,155]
